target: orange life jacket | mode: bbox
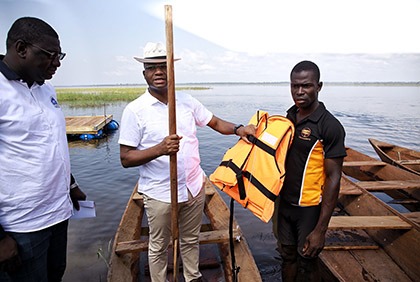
[209,110,294,222]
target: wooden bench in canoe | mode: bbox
[342,146,420,212]
[107,179,262,282]
[369,138,420,176]
[320,175,420,281]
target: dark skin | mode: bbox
[0,236,18,266]
[120,62,256,168]
[290,70,343,258]
[0,35,86,266]
[3,36,62,86]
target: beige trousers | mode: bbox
[143,184,205,282]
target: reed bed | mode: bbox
[57,86,210,107]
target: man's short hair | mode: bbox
[6,17,58,49]
[291,60,321,82]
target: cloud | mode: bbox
[149,0,420,54]
[172,51,420,83]
[2,0,419,85]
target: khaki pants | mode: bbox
[143,185,205,282]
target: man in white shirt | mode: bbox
[119,42,255,282]
[0,17,86,282]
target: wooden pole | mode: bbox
[165,5,180,282]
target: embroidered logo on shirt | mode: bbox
[299,127,311,141]
[50,97,60,108]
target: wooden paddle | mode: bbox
[165,5,180,282]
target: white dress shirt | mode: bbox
[118,90,213,203]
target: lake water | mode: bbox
[62,84,420,282]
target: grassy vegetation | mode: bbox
[56,86,210,107]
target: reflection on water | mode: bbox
[62,85,420,282]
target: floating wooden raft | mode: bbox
[65,115,113,135]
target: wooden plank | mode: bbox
[328,216,412,230]
[324,245,379,250]
[92,114,113,131]
[115,229,237,255]
[325,229,379,251]
[356,180,420,191]
[339,181,362,195]
[137,223,228,238]
[348,249,413,281]
[320,251,366,281]
[132,187,215,202]
[404,212,420,225]
[320,249,413,282]
[387,199,418,205]
[343,160,386,167]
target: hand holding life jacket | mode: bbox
[209,110,294,222]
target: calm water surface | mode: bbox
[62,84,420,281]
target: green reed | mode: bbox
[56,86,210,107]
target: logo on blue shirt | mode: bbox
[50,97,60,108]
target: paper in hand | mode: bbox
[71,200,96,219]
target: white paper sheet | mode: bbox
[71,201,96,219]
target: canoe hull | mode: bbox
[107,180,262,282]
[319,175,420,281]
[343,146,420,212]
[107,185,142,282]
[369,138,420,176]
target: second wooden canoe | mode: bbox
[320,174,420,281]
[369,138,420,176]
[342,146,420,212]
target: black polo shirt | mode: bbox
[280,102,346,206]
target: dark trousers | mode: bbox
[0,220,68,282]
[276,200,321,282]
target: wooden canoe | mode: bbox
[320,174,420,281]
[342,146,420,213]
[369,138,420,176]
[107,179,262,282]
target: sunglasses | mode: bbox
[26,42,66,61]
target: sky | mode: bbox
[1,0,420,86]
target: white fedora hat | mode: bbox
[134,42,181,63]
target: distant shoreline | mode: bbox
[56,86,210,107]
[56,81,420,88]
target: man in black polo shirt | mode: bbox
[275,60,346,281]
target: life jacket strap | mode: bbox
[220,160,277,202]
[242,171,277,202]
[248,135,276,156]
[221,160,247,200]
